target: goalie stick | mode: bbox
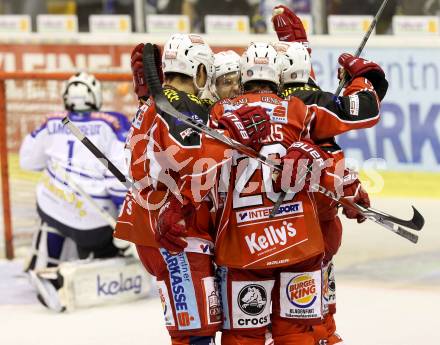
[141,43,423,242]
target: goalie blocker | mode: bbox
[31,257,153,312]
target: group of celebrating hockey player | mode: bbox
[20,4,388,344]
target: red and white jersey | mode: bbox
[114,87,231,250]
[211,88,380,269]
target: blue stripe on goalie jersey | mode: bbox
[159,249,201,331]
[32,111,130,142]
[45,166,111,200]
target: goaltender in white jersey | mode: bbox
[20,75,129,234]
[19,72,138,311]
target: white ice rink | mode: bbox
[1,197,439,345]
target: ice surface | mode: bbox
[1,197,439,345]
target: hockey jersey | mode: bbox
[114,87,231,251]
[210,78,380,269]
[19,111,130,231]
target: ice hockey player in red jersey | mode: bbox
[273,6,388,344]
[209,40,382,345]
[114,34,270,345]
[212,50,241,100]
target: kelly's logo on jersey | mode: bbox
[286,273,318,308]
[236,201,303,224]
[245,221,297,255]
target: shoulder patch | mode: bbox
[132,101,150,129]
[349,95,360,116]
[270,100,289,124]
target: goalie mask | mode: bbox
[63,72,102,112]
[162,33,215,97]
[275,41,311,85]
[240,42,281,87]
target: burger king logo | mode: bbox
[286,273,317,308]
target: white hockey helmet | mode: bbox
[240,42,281,86]
[162,33,215,95]
[214,50,240,80]
[63,72,102,112]
[275,42,312,85]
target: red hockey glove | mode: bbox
[218,105,271,151]
[272,5,311,54]
[273,140,329,193]
[338,53,388,100]
[155,194,195,254]
[131,43,163,100]
[341,170,370,223]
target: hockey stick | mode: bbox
[62,117,132,190]
[360,205,424,231]
[141,43,423,241]
[270,0,391,216]
[335,0,390,96]
[51,162,117,229]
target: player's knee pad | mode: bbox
[217,266,274,333]
[322,261,336,316]
[137,246,222,337]
[273,269,323,324]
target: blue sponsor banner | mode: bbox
[311,47,440,171]
[160,249,201,330]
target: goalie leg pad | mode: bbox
[41,256,154,311]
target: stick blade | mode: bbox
[410,206,425,231]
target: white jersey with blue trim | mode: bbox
[19,110,130,231]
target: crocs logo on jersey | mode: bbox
[245,221,297,254]
[238,284,267,316]
[286,273,318,308]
